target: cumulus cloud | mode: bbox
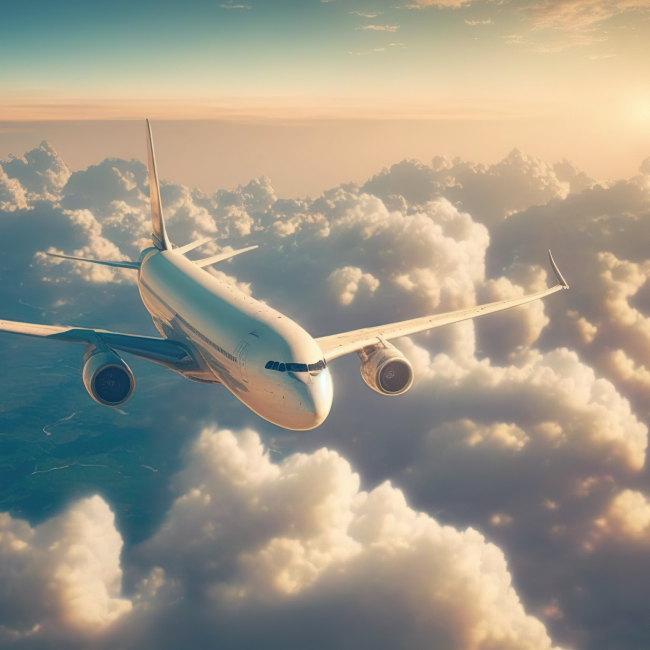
[596,489,650,538]
[400,333,647,469]
[327,266,380,305]
[1,141,70,202]
[0,166,29,212]
[362,150,590,228]
[120,428,562,650]
[0,496,129,645]
[0,428,565,649]
[474,265,550,362]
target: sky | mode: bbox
[1,0,650,192]
[2,1,650,649]
[2,0,649,119]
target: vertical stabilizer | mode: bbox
[145,120,171,251]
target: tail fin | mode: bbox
[146,120,171,251]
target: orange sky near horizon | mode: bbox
[1,116,648,199]
[1,0,649,196]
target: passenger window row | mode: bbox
[265,359,326,373]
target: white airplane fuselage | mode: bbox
[137,247,333,430]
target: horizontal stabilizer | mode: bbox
[174,237,214,255]
[194,245,258,268]
[46,253,140,269]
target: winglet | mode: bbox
[146,120,171,251]
[548,249,569,289]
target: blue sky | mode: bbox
[2,0,648,121]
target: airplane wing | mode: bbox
[316,250,569,362]
[0,319,197,370]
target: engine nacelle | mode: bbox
[83,349,135,406]
[358,341,414,396]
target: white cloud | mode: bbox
[358,24,400,31]
[0,496,129,644]
[1,141,70,202]
[595,489,650,537]
[363,150,584,228]
[328,266,380,305]
[37,209,137,284]
[124,427,563,650]
[0,165,30,212]
[474,267,550,361]
[400,336,647,469]
[0,427,566,649]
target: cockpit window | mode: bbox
[265,359,326,374]
[286,363,308,373]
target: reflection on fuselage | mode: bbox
[137,247,333,430]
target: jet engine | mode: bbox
[358,341,414,396]
[83,349,135,406]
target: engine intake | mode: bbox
[83,349,135,406]
[358,341,414,396]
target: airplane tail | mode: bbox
[146,120,172,251]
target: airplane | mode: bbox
[0,121,569,431]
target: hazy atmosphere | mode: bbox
[1,1,650,649]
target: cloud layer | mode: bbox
[1,140,650,649]
[0,428,563,650]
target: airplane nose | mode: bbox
[286,369,333,430]
[308,370,333,425]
